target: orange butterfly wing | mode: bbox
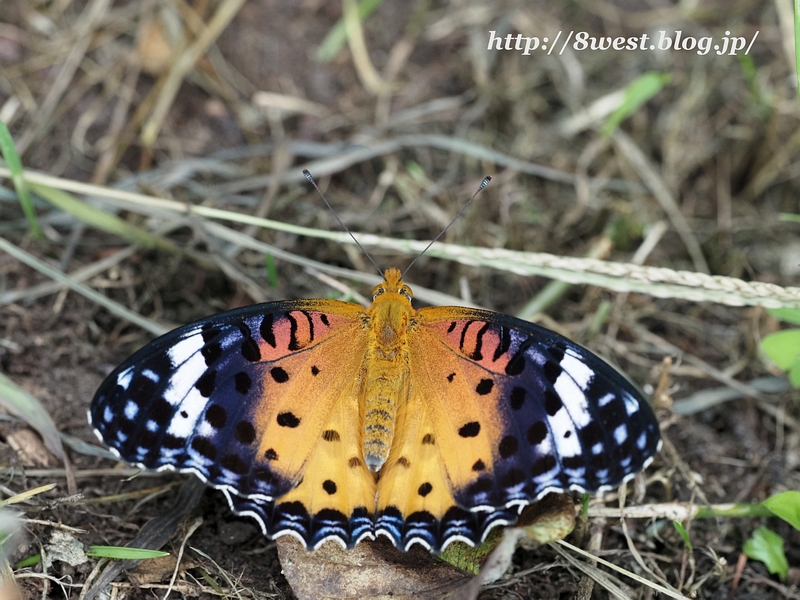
[91,270,660,552]
[91,299,382,547]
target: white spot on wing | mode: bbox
[116,367,134,390]
[167,333,203,366]
[561,349,594,390]
[166,387,208,438]
[142,369,160,382]
[196,421,216,438]
[124,400,139,420]
[548,406,582,457]
[623,391,640,415]
[164,352,207,406]
[554,372,591,428]
[598,392,614,407]
[613,424,628,445]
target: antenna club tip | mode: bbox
[302,169,314,182]
[485,175,492,182]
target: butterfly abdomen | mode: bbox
[362,273,415,472]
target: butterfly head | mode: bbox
[372,268,413,304]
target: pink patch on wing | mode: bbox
[428,320,514,372]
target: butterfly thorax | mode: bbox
[361,269,415,472]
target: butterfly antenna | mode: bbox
[402,176,492,278]
[303,169,383,277]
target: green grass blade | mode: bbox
[315,0,385,63]
[602,72,671,137]
[0,120,42,239]
[86,546,169,560]
[29,182,176,252]
[795,0,800,101]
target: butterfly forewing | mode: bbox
[90,299,369,503]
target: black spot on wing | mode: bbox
[322,430,340,442]
[221,454,248,474]
[234,371,252,394]
[235,421,256,445]
[195,369,216,397]
[476,378,494,395]
[543,360,562,384]
[259,314,276,347]
[148,397,173,425]
[201,341,223,365]
[192,437,217,460]
[277,412,300,428]
[461,321,490,361]
[240,337,261,362]
[205,405,227,429]
[498,435,519,458]
[544,389,563,416]
[270,367,289,383]
[530,455,557,478]
[509,386,526,410]
[458,422,480,438]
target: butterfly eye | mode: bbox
[400,289,412,302]
[373,287,385,300]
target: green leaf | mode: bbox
[601,72,671,137]
[86,546,169,560]
[790,362,800,387]
[780,212,800,223]
[673,520,692,549]
[743,527,788,581]
[0,120,42,239]
[767,308,800,325]
[761,330,800,373]
[763,491,800,530]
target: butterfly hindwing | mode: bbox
[409,306,660,513]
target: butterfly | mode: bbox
[89,267,661,553]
